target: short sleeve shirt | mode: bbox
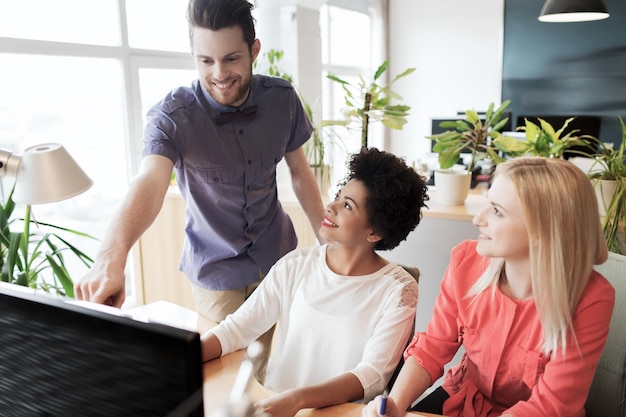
[142,75,313,290]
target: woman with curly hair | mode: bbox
[201,147,429,417]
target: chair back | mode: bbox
[586,251,626,417]
[387,265,420,390]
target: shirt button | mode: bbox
[239,129,244,134]
[248,160,252,165]
[213,177,220,183]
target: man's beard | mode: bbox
[207,74,252,107]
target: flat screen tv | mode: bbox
[502,0,626,147]
[0,284,204,417]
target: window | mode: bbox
[320,0,385,187]
[0,0,194,305]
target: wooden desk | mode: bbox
[202,348,445,417]
[127,302,444,417]
[422,187,487,221]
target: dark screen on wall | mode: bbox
[502,0,626,147]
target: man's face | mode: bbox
[192,26,260,107]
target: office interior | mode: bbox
[1,0,625,415]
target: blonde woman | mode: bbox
[363,157,615,417]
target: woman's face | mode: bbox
[319,179,376,246]
[472,175,529,261]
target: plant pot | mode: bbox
[434,170,471,205]
[593,179,617,217]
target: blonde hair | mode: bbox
[469,157,608,355]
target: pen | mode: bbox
[379,389,388,415]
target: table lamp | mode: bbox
[0,143,93,204]
[539,0,609,22]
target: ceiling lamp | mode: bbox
[539,0,609,22]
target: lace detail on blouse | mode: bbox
[392,266,419,309]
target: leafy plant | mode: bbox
[327,61,415,148]
[255,49,348,185]
[428,100,512,172]
[494,116,589,159]
[578,117,626,254]
[0,186,96,297]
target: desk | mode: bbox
[202,349,445,417]
[127,301,445,417]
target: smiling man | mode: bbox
[75,0,325,323]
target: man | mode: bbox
[74,0,325,322]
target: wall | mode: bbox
[387,0,505,165]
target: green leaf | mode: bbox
[373,61,389,81]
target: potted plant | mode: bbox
[580,117,626,254]
[326,60,415,149]
[427,100,512,205]
[0,186,95,297]
[256,49,348,193]
[493,116,591,158]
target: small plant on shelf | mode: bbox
[428,100,512,172]
[580,117,626,254]
[494,116,590,159]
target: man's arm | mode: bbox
[74,154,174,307]
[284,147,326,244]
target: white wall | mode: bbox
[387,0,505,165]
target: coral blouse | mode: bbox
[405,240,615,417]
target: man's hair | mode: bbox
[340,147,429,251]
[186,0,256,50]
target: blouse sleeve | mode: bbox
[352,267,418,401]
[209,265,285,355]
[505,273,615,416]
[404,242,472,383]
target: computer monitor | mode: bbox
[0,284,204,417]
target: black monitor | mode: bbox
[0,284,204,417]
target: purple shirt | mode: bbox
[142,75,313,290]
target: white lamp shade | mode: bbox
[12,143,93,204]
[539,0,609,22]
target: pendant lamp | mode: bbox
[539,0,609,22]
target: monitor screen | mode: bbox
[0,284,204,417]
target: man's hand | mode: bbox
[74,261,126,307]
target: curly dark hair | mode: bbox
[339,147,429,251]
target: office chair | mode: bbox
[586,251,626,417]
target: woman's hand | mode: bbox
[254,389,302,417]
[362,394,401,417]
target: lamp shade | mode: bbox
[539,0,609,22]
[12,143,93,204]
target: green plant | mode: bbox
[581,117,626,254]
[428,101,512,172]
[0,186,96,297]
[494,116,589,159]
[255,50,348,185]
[327,61,415,149]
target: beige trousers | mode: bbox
[191,275,274,383]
